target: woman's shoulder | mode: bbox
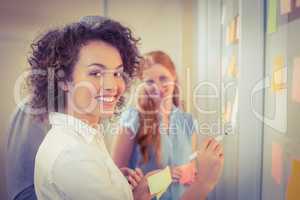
[172,107,194,121]
[172,107,198,132]
[120,106,140,120]
[119,107,140,135]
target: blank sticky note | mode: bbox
[292,57,300,103]
[236,15,240,41]
[226,26,231,45]
[268,0,278,34]
[272,142,283,184]
[147,166,172,198]
[227,55,238,77]
[280,0,292,15]
[296,0,300,7]
[230,20,236,43]
[285,160,300,200]
[271,56,286,92]
[179,163,196,185]
[224,101,232,123]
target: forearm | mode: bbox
[180,182,209,200]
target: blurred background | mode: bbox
[1,0,300,200]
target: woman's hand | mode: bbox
[120,167,144,189]
[195,137,224,194]
[132,170,161,200]
[171,166,183,183]
[180,137,224,200]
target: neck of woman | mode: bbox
[65,105,100,127]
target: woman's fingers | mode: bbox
[120,167,134,176]
[215,145,224,157]
[120,167,145,189]
[171,167,182,182]
[207,139,219,152]
[135,168,144,179]
[200,137,214,151]
[127,176,138,188]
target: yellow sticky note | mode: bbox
[157,191,164,200]
[227,55,238,77]
[223,101,232,123]
[226,26,231,45]
[225,101,232,123]
[147,166,172,197]
[285,160,300,200]
[271,56,286,92]
[280,0,292,15]
[230,20,236,43]
[268,0,278,34]
[236,15,240,41]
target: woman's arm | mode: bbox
[112,127,135,168]
[180,137,224,200]
[192,132,198,154]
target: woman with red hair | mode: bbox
[113,51,224,200]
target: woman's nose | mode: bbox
[102,74,117,92]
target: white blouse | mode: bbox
[34,112,133,200]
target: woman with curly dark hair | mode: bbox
[31,16,149,200]
[30,16,223,200]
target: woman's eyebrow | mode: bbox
[87,63,106,69]
[87,63,124,70]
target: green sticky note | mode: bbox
[157,191,164,200]
[268,0,278,34]
[147,166,172,197]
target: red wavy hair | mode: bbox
[136,51,180,165]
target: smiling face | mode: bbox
[142,64,176,105]
[66,40,126,122]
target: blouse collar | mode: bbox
[49,112,101,143]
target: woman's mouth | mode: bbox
[96,96,117,103]
[95,95,118,107]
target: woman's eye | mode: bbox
[90,71,103,77]
[159,76,169,83]
[145,80,155,85]
[114,72,123,77]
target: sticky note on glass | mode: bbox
[272,142,283,185]
[236,15,240,41]
[227,55,238,77]
[230,20,236,43]
[224,101,232,123]
[268,0,278,34]
[292,57,300,103]
[147,166,172,199]
[297,0,300,7]
[226,26,231,45]
[280,0,292,15]
[285,160,300,200]
[179,163,196,185]
[271,56,286,92]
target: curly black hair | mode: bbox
[27,16,141,120]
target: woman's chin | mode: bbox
[100,112,114,118]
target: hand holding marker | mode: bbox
[189,135,224,161]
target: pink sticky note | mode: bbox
[280,0,292,15]
[179,163,196,185]
[272,142,283,185]
[292,58,300,103]
[297,0,300,8]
